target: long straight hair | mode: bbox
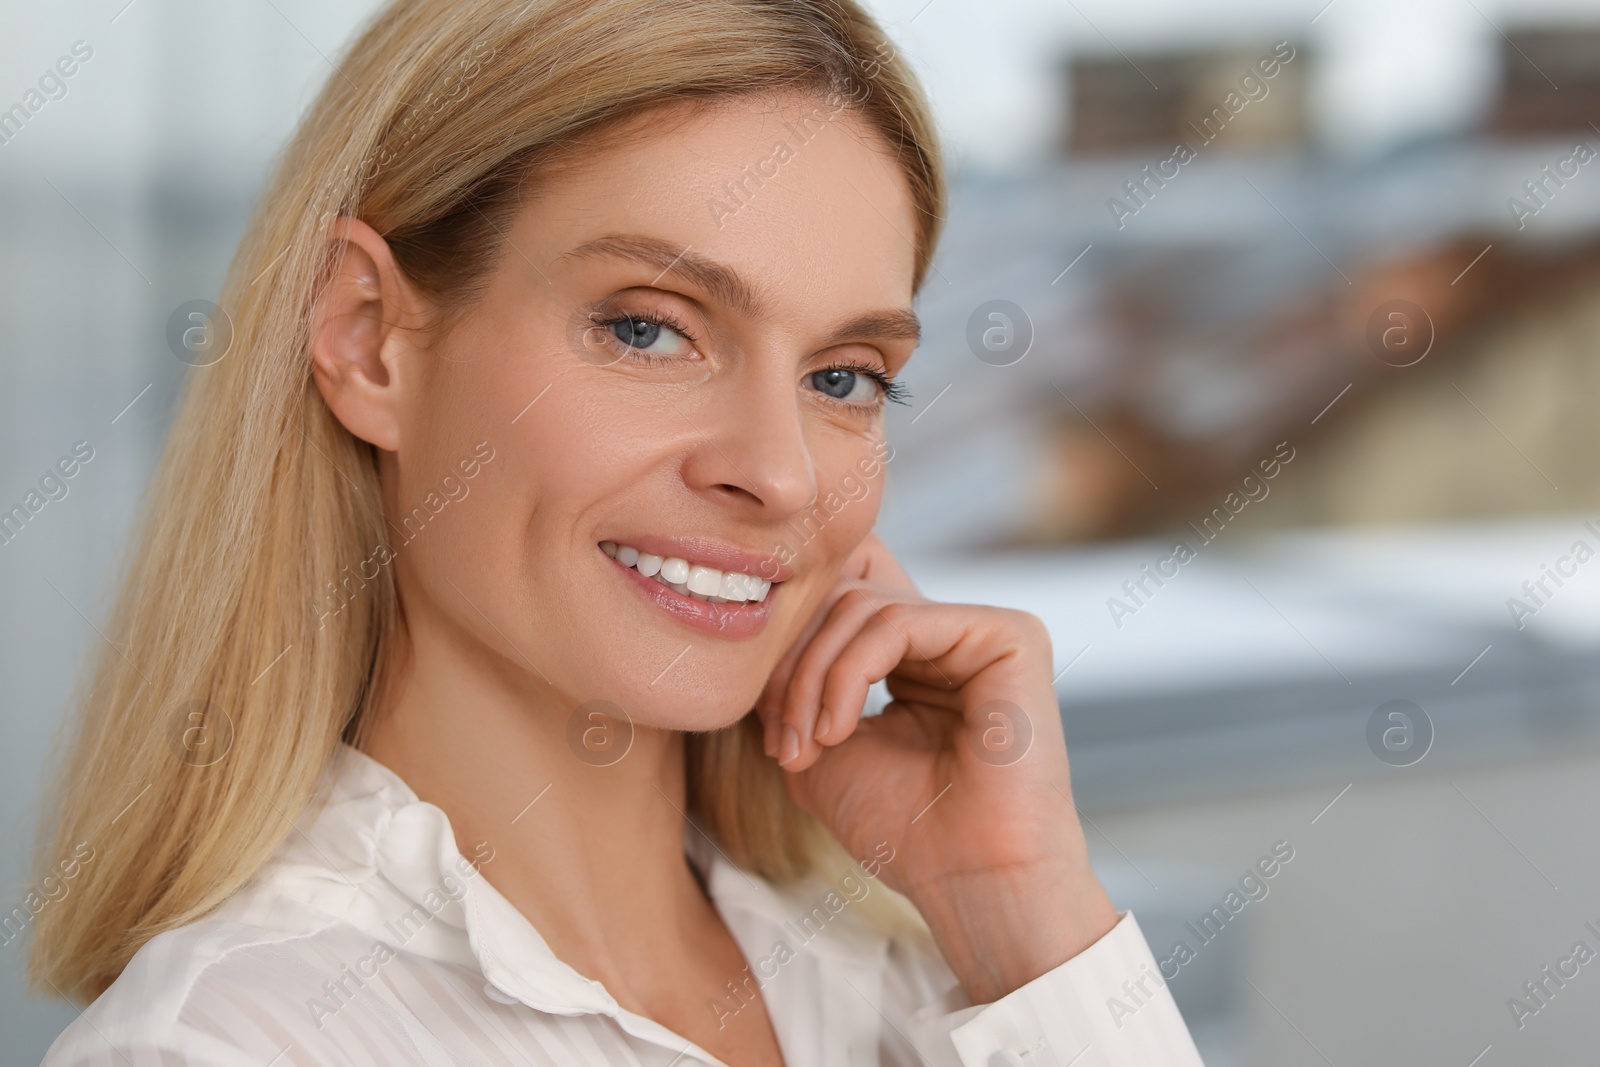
[29,0,946,1001]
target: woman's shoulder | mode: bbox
[40,892,402,1067]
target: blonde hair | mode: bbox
[29,0,945,1001]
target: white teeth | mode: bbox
[601,541,774,605]
[687,565,722,597]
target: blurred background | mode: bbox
[4,0,1600,1062]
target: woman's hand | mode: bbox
[755,533,1119,1005]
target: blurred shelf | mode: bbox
[904,513,1600,808]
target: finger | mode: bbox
[799,590,952,750]
[779,584,893,763]
[759,611,817,715]
[765,574,906,758]
[781,608,918,773]
[884,612,1068,760]
[884,670,963,712]
[759,612,832,756]
[759,537,918,756]
[757,587,838,756]
[816,620,930,761]
[794,602,1045,773]
[787,566,927,746]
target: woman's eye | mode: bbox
[607,315,693,358]
[810,367,881,405]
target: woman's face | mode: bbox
[386,92,921,730]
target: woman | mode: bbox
[30,0,1204,1063]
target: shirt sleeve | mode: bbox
[900,911,1206,1067]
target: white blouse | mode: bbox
[42,744,1205,1066]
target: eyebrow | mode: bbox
[560,232,922,347]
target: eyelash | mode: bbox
[587,309,911,411]
[827,361,911,409]
[588,309,701,365]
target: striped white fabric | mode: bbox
[40,745,1204,1066]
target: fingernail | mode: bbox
[779,723,800,765]
[813,707,831,741]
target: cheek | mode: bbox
[799,436,886,555]
[512,372,688,504]
[415,321,646,526]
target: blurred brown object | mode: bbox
[1064,47,1308,156]
[1484,30,1600,139]
[1023,237,1600,544]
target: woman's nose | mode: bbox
[677,370,817,518]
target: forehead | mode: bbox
[521,93,920,313]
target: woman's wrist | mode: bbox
[905,859,1120,1006]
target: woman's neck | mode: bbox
[361,605,719,1010]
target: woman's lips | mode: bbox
[603,546,777,639]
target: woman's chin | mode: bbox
[658,702,763,737]
[564,681,765,739]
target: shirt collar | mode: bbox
[259,742,886,1019]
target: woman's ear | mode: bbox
[308,217,426,453]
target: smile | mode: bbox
[600,540,773,603]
